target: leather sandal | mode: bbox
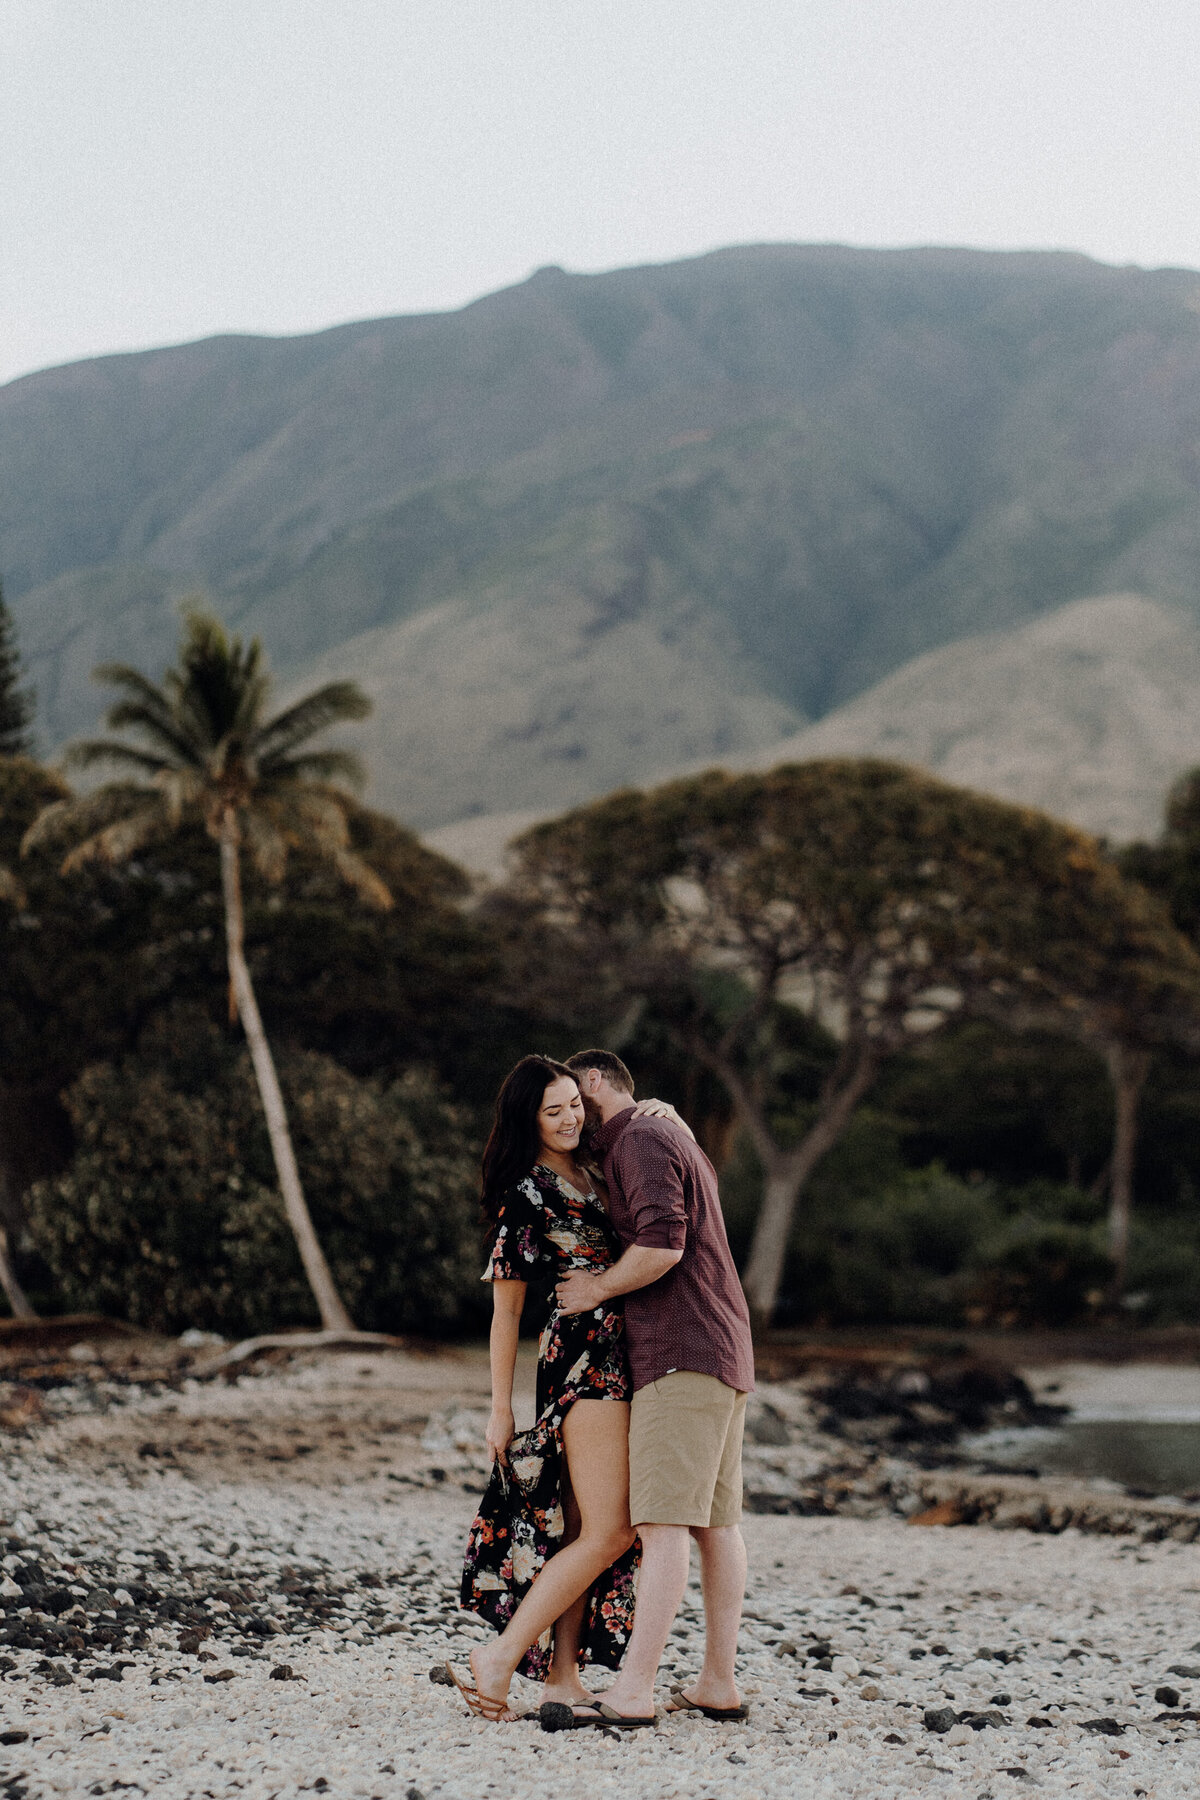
[566,1700,657,1730]
[444,1657,514,1722]
[665,1684,749,1720]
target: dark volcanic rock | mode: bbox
[815,1361,1063,1447]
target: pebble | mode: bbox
[0,1354,1198,1795]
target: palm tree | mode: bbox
[23,609,391,1332]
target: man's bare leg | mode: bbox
[676,1524,746,1709]
[590,1522,690,1718]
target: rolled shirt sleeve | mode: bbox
[612,1127,688,1250]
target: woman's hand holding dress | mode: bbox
[486,1404,516,1467]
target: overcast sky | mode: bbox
[3,0,1199,386]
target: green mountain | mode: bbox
[5,244,1200,825]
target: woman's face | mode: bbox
[537,1076,585,1159]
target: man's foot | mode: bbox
[582,1684,655,1719]
[664,1682,748,1721]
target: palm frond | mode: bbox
[0,866,26,909]
[166,609,272,750]
[259,747,366,790]
[253,682,372,760]
[92,663,174,708]
[21,786,152,856]
[59,802,168,873]
[251,791,348,869]
[242,809,288,883]
[92,665,205,759]
[102,700,205,765]
[61,739,175,779]
[244,788,390,908]
[157,766,204,826]
[331,847,393,911]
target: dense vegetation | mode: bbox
[7,600,1200,1336]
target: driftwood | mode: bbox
[0,1313,147,1350]
[194,1329,405,1374]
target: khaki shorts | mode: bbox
[628,1371,747,1528]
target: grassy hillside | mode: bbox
[5,244,1200,820]
[425,594,1200,873]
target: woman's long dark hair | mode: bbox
[480,1054,578,1231]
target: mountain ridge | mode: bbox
[425,593,1200,876]
[5,243,1200,828]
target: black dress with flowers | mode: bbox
[459,1164,639,1679]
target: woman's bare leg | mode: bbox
[542,1485,593,1703]
[468,1401,634,1707]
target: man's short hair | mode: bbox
[565,1049,635,1095]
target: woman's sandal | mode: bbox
[664,1683,749,1721]
[444,1657,515,1722]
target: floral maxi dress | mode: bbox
[460,1165,639,1679]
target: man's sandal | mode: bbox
[665,1684,750,1721]
[556,1700,657,1730]
[444,1658,514,1722]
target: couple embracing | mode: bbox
[450,1049,755,1729]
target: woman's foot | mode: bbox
[446,1647,517,1722]
[540,1678,596,1707]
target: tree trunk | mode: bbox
[0,1127,36,1320]
[738,1044,880,1331]
[219,817,355,1333]
[0,1226,35,1320]
[1103,1040,1151,1305]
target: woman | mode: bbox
[450,1055,686,1722]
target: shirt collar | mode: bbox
[593,1106,637,1157]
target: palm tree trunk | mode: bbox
[219,816,355,1332]
[0,1226,35,1321]
[0,1125,36,1320]
[1103,1040,1151,1305]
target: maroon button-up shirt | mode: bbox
[594,1107,755,1396]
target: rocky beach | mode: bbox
[2,1331,1200,1798]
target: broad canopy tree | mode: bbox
[23,609,391,1333]
[511,760,1200,1326]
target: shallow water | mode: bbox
[966,1414,1200,1495]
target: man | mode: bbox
[555,1048,755,1724]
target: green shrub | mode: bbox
[963,1215,1112,1326]
[27,1025,483,1336]
[724,1116,1118,1327]
[1124,1202,1200,1323]
[780,1164,1005,1326]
